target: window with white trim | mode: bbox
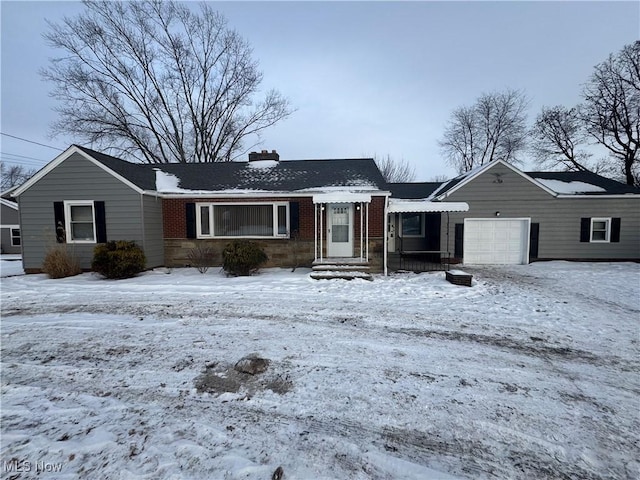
[196,202,289,238]
[401,213,424,237]
[65,201,96,243]
[590,217,611,242]
[10,228,21,246]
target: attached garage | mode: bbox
[463,218,530,265]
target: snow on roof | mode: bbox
[247,159,279,169]
[388,199,469,213]
[312,192,373,203]
[533,178,606,194]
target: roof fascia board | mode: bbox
[436,160,558,200]
[0,198,18,209]
[555,194,640,199]
[12,145,145,196]
[157,191,391,199]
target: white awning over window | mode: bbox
[312,192,372,204]
[388,200,469,213]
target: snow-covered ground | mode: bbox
[1,261,639,479]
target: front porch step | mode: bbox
[310,262,373,281]
[312,264,370,272]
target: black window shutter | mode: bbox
[94,201,107,243]
[611,217,621,243]
[53,201,65,243]
[289,201,300,237]
[186,202,196,239]
[579,218,590,242]
[454,223,464,258]
[529,223,539,260]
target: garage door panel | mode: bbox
[464,219,529,265]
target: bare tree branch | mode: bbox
[529,105,595,172]
[41,0,293,163]
[374,154,416,183]
[439,89,529,173]
[1,162,36,190]
[581,41,639,186]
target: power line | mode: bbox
[0,132,64,151]
[0,151,48,162]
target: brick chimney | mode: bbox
[248,149,280,162]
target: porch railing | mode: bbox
[388,250,451,273]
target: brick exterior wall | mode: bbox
[162,195,388,271]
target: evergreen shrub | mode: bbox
[222,240,267,276]
[92,241,146,279]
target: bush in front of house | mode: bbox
[42,245,82,279]
[91,241,146,279]
[222,240,267,276]
[187,244,216,274]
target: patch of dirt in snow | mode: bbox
[194,361,293,397]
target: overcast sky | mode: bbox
[1,1,638,181]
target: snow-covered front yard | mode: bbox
[1,261,639,479]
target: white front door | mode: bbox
[327,203,353,257]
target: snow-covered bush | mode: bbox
[42,245,82,278]
[92,241,146,279]
[222,240,267,276]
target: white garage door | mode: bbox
[464,219,530,265]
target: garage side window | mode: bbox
[11,228,21,246]
[590,218,610,242]
[580,217,620,243]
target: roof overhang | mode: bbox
[12,145,147,197]
[312,192,373,204]
[388,200,469,213]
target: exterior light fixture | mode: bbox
[495,211,501,217]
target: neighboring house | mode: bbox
[11,147,640,275]
[1,195,21,254]
[388,160,639,266]
[12,146,390,273]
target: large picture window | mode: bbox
[64,201,96,243]
[196,202,289,238]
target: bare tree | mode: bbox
[581,41,640,186]
[374,154,416,183]
[42,0,292,164]
[439,89,529,173]
[1,162,36,190]
[530,105,594,172]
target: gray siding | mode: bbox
[1,203,21,254]
[18,152,151,270]
[141,194,164,267]
[441,163,640,261]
